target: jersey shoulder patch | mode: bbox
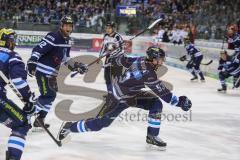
[0,52,10,62]
[45,32,57,42]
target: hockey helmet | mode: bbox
[61,15,74,25]
[0,28,16,50]
[106,21,115,28]
[184,37,191,45]
[227,25,237,36]
[146,46,165,61]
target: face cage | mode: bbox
[9,34,17,44]
[150,54,166,62]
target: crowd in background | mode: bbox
[0,0,239,40]
[193,0,240,40]
[119,0,240,40]
[0,0,110,30]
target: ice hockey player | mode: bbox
[217,50,240,92]
[99,21,124,94]
[27,15,88,129]
[227,26,240,58]
[58,46,192,149]
[0,28,36,160]
[180,37,205,81]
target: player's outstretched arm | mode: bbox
[145,77,192,111]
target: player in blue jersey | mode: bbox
[27,15,88,128]
[0,28,36,160]
[226,26,240,88]
[217,50,240,92]
[180,38,205,81]
[228,26,240,57]
[58,46,192,148]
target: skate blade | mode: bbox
[217,90,227,93]
[190,80,198,82]
[31,127,45,133]
[146,143,167,151]
[60,135,72,145]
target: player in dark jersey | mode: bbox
[227,26,240,88]
[99,22,124,94]
[58,46,192,149]
[227,26,240,56]
[27,15,88,129]
[0,28,36,160]
[217,50,240,92]
[180,38,205,81]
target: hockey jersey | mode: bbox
[229,33,240,53]
[185,43,202,58]
[99,32,124,63]
[0,47,31,100]
[218,55,240,75]
[29,31,71,76]
[111,55,176,105]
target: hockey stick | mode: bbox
[221,27,226,50]
[233,76,240,89]
[167,56,213,65]
[201,60,213,65]
[221,24,230,50]
[70,18,163,78]
[0,71,62,147]
[129,18,163,41]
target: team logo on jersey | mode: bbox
[0,52,10,62]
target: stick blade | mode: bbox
[202,60,213,65]
[148,18,163,29]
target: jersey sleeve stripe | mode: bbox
[12,80,28,89]
[9,58,22,63]
[42,38,71,47]
[37,63,58,73]
[144,80,160,85]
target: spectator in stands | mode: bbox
[156,25,165,42]
[170,25,183,45]
[162,27,171,42]
[1,0,239,38]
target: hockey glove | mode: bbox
[180,55,187,61]
[27,60,37,77]
[176,96,192,111]
[73,62,88,74]
[23,92,37,116]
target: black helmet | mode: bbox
[184,37,191,45]
[146,46,165,61]
[60,15,74,25]
[106,21,115,28]
[0,28,16,49]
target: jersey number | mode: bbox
[39,41,47,48]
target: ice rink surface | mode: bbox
[0,48,240,160]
